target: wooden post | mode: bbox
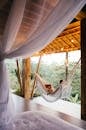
[22,58,31,100]
[65,52,68,81]
[81,18,86,121]
[16,60,22,93]
[31,55,42,98]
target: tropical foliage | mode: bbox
[31,61,80,103]
[6,59,81,104]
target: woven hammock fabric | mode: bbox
[35,58,81,102]
[36,73,71,102]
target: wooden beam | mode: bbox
[16,60,22,93]
[22,58,31,100]
[81,18,86,121]
[76,11,86,20]
[31,55,42,98]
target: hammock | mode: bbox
[35,58,81,102]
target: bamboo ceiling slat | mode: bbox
[57,38,69,48]
[67,34,80,47]
[52,40,62,48]
[71,36,80,47]
[72,33,80,43]
[34,21,81,56]
[61,37,73,48]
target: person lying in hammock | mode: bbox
[35,73,63,95]
[35,73,72,102]
[44,84,54,94]
[35,58,80,102]
[45,80,64,95]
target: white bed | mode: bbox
[1,111,84,130]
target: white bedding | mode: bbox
[1,111,84,130]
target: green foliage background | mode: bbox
[31,61,81,103]
[6,60,20,90]
[6,59,81,103]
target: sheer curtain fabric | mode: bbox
[0,0,86,129]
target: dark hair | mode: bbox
[59,80,63,84]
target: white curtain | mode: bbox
[0,0,86,127]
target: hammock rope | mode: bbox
[35,58,81,102]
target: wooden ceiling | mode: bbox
[0,0,86,56]
[37,21,80,55]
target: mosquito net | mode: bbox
[0,0,85,129]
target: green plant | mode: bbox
[67,94,81,104]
